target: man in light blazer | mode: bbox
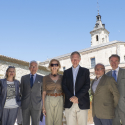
[20,60,43,125]
[106,54,125,125]
[91,63,119,125]
[62,51,90,125]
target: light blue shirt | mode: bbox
[92,76,102,93]
[30,73,37,83]
[72,65,80,95]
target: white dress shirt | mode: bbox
[30,73,37,83]
[72,65,80,95]
[112,67,119,79]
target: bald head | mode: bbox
[94,63,105,78]
[95,63,105,70]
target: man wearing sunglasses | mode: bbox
[91,63,119,125]
[62,51,90,125]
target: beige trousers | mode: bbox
[45,95,63,125]
[65,103,88,125]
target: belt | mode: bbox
[46,93,63,97]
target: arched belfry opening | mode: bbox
[90,13,109,46]
[96,35,99,41]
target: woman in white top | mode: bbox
[0,66,21,125]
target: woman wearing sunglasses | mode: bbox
[42,59,63,125]
[0,66,21,125]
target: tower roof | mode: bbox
[90,14,109,34]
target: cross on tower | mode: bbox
[97,0,99,15]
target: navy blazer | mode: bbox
[0,78,21,117]
[62,66,90,109]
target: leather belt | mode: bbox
[46,93,63,97]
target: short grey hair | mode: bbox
[70,51,81,58]
[94,63,105,70]
[29,60,39,67]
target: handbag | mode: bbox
[40,110,43,122]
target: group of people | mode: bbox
[0,61,43,125]
[0,51,124,125]
[91,54,125,125]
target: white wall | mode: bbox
[0,60,50,80]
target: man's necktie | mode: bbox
[112,70,117,81]
[30,75,34,88]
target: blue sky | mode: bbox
[0,0,125,62]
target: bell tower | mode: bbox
[90,1,110,46]
[90,14,110,46]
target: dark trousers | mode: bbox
[22,104,41,125]
[2,108,18,125]
[94,116,113,125]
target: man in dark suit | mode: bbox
[106,54,125,125]
[20,60,43,125]
[62,51,90,125]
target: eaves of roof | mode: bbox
[0,55,49,72]
[40,40,125,65]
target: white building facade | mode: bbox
[40,14,125,79]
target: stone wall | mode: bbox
[41,43,125,79]
[0,60,50,81]
[50,44,125,70]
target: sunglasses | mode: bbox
[7,66,15,70]
[51,64,58,67]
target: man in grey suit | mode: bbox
[106,54,125,125]
[20,60,43,125]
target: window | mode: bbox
[91,58,96,68]
[102,38,104,42]
[63,67,66,71]
[96,35,98,41]
[105,35,107,42]
[95,23,99,28]
[96,16,99,21]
